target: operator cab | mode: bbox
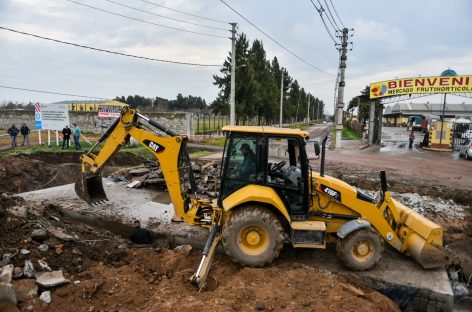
[219,126,311,219]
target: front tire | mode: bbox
[222,206,284,267]
[336,227,384,271]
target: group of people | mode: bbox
[6,123,82,150]
[61,124,82,150]
[7,123,30,147]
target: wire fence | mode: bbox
[195,115,317,135]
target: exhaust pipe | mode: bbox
[320,136,328,177]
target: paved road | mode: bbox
[307,124,472,190]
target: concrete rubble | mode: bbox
[122,159,220,198]
[36,270,69,288]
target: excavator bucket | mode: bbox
[392,198,452,269]
[75,173,108,205]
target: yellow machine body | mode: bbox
[76,107,450,282]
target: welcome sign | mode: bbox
[370,75,472,99]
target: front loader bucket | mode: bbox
[393,198,452,269]
[75,173,108,205]
[404,232,452,269]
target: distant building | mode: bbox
[383,102,472,126]
[50,100,127,112]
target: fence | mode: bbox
[195,115,317,135]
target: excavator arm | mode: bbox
[75,106,197,219]
[76,106,222,290]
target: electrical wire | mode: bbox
[329,0,345,29]
[323,0,341,31]
[219,0,334,77]
[64,0,228,39]
[317,0,339,33]
[310,0,338,44]
[102,0,228,31]
[137,0,229,24]
[0,26,222,67]
[0,85,110,100]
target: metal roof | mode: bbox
[222,125,310,137]
[384,102,472,116]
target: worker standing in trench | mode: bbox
[129,220,153,244]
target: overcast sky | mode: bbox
[1,0,471,114]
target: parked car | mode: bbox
[459,138,472,160]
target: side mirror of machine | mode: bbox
[306,141,321,160]
[313,141,320,157]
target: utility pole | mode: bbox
[335,28,349,148]
[279,70,284,127]
[229,23,237,125]
[307,94,310,123]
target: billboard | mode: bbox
[35,103,70,130]
[370,75,472,99]
[98,105,122,118]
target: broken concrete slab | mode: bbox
[0,265,13,284]
[36,270,69,288]
[47,228,79,242]
[12,279,38,302]
[0,283,17,306]
[31,229,47,242]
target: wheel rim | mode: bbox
[351,239,374,262]
[238,225,270,256]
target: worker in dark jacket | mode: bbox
[129,220,153,244]
[62,125,71,149]
[7,124,19,147]
[20,123,30,146]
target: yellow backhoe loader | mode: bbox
[76,107,451,289]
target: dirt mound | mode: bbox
[33,248,399,312]
[0,152,148,194]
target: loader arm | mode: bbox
[76,107,196,219]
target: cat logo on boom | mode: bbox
[143,139,165,153]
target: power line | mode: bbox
[323,0,341,31]
[137,0,229,24]
[0,26,221,67]
[64,0,228,39]
[219,0,334,77]
[329,0,345,29]
[0,85,110,100]
[103,0,228,31]
[310,0,338,44]
[317,0,339,33]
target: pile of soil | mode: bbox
[33,248,399,312]
[0,152,148,194]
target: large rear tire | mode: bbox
[336,227,384,271]
[222,206,284,267]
